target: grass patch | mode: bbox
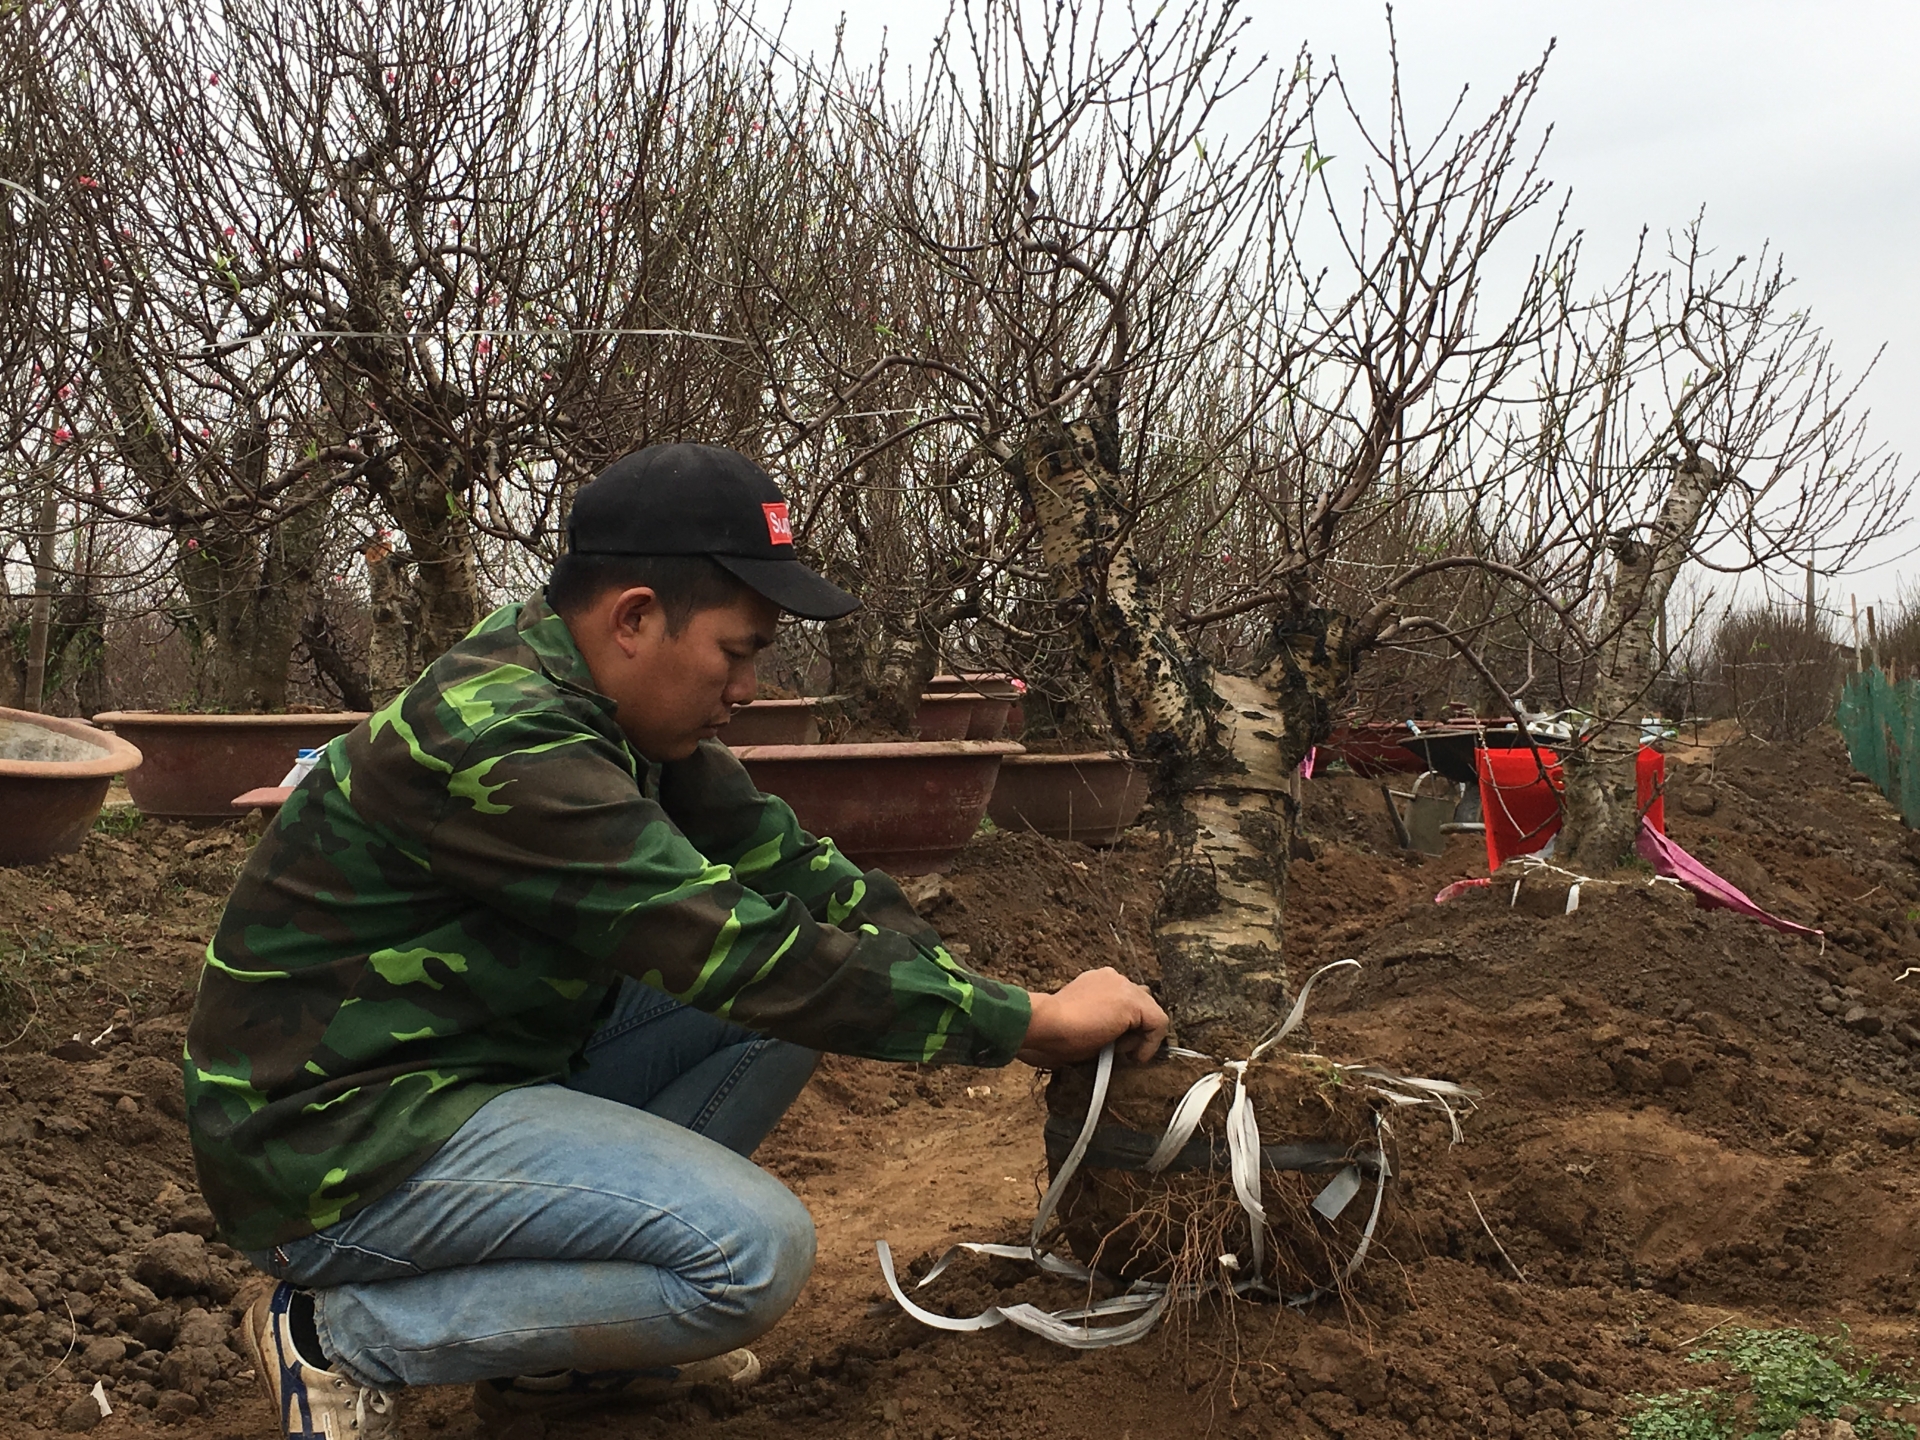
[0,927,111,1049]
[1624,1327,1918,1440]
[92,805,144,836]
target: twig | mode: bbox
[38,1298,77,1380]
[1898,967,1916,984]
[1679,1316,1734,1349]
[1465,1189,1528,1284]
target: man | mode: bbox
[184,443,1166,1439]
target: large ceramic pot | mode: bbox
[987,751,1150,846]
[910,694,985,741]
[0,708,143,865]
[92,711,368,819]
[1325,722,1425,778]
[927,674,1024,739]
[733,740,1024,874]
[713,699,820,747]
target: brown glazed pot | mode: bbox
[712,699,820,747]
[732,740,1024,874]
[987,751,1151,846]
[0,707,144,865]
[92,711,368,819]
[927,674,1024,739]
[910,694,984,741]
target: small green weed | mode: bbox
[1623,1327,1918,1440]
[1622,1389,1730,1440]
[92,805,144,836]
[1700,1327,1917,1438]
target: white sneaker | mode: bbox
[472,1348,762,1420]
[243,1282,400,1439]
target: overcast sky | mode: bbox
[770,0,1920,618]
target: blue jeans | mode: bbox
[246,980,820,1390]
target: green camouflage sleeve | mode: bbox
[658,741,869,910]
[428,714,1030,1065]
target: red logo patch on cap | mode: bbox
[763,502,793,546]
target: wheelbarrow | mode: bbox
[1379,770,1463,857]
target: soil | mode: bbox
[3,728,1920,1439]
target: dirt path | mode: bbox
[3,729,1920,1438]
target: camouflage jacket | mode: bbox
[184,592,1030,1250]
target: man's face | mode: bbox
[573,586,781,761]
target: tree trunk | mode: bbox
[870,619,941,736]
[239,483,330,710]
[365,542,423,708]
[1019,420,1358,1050]
[381,460,482,669]
[22,479,59,712]
[1563,454,1724,870]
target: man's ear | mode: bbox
[606,587,663,654]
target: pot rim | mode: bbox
[998,750,1136,767]
[92,710,370,728]
[732,739,1025,761]
[0,706,144,779]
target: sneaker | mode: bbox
[472,1349,762,1421]
[243,1282,400,1439]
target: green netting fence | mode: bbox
[1836,668,1920,827]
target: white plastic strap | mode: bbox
[1249,959,1361,1059]
[1027,1042,1114,1254]
[1223,1061,1268,1277]
[876,1240,1172,1349]
[1142,1070,1228,1173]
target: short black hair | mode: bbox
[545,553,753,634]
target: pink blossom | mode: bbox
[208,71,219,85]
[57,384,73,399]
[222,226,235,237]
[476,339,491,355]
[52,426,71,444]
[186,538,199,549]
[74,175,98,189]
[199,426,211,437]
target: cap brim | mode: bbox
[714,555,862,621]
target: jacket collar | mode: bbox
[513,590,660,791]
[515,589,607,703]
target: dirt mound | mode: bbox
[4,729,1920,1438]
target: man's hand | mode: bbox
[1017,967,1167,1068]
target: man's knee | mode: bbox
[722,1182,815,1333]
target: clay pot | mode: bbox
[0,708,144,865]
[732,739,1024,874]
[987,751,1150,845]
[713,699,820,747]
[928,674,1025,738]
[92,711,368,819]
[911,694,983,741]
[1325,722,1424,777]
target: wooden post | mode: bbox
[1852,595,1862,672]
[1869,605,1879,672]
[1804,558,1816,630]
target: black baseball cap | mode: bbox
[567,444,860,621]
